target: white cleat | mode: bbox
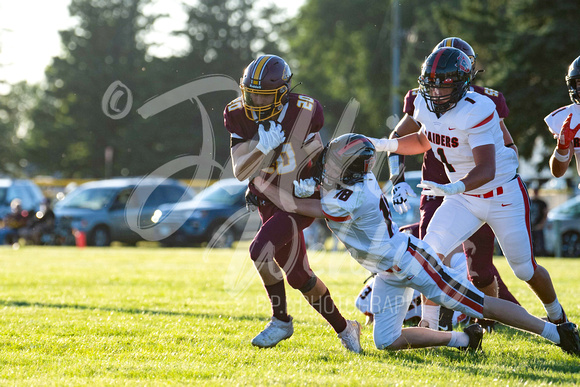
[338,320,362,353]
[251,316,294,348]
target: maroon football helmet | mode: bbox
[434,37,478,78]
[240,55,292,121]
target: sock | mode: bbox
[447,331,469,348]
[544,298,563,322]
[541,322,560,344]
[422,304,440,330]
[310,289,347,333]
[264,281,289,322]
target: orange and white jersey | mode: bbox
[545,103,580,153]
[414,91,518,195]
[320,174,409,274]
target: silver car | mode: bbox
[544,195,580,257]
[54,177,194,246]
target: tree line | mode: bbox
[0,0,578,180]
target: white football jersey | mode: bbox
[544,103,580,154]
[321,174,409,273]
[414,91,519,194]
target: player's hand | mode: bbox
[293,178,317,198]
[558,113,580,149]
[417,180,465,196]
[391,182,417,214]
[256,121,286,154]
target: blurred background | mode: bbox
[0,0,578,252]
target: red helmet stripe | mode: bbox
[430,48,447,79]
[251,56,272,87]
[338,138,367,155]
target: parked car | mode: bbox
[53,177,194,246]
[544,195,580,257]
[153,178,260,248]
[0,179,45,218]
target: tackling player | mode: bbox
[372,47,571,328]
[224,55,361,353]
[546,55,580,178]
[253,133,580,355]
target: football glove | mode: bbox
[558,113,580,150]
[293,178,317,198]
[417,180,465,196]
[391,182,417,214]
[256,121,286,155]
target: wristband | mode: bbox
[553,148,570,162]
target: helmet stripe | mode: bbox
[430,48,447,79]
[338,138,368,155]
[445,38,453,47]
[251,56,272,87]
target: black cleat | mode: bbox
[459,323,483,352]
[475,318,497,333]
[557,322,580,356]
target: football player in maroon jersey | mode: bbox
[224,55,361,352]
[383,38,521,331]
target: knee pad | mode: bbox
[511,261,535,282]
[470,266,496,288]
[249,239,275,263]
[297,275,318,293]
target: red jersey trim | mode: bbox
[323,210,351,222]
[471,113,494,128]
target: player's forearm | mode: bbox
[395,132,432,155]
[253,176,325,218]
[231,141,266,181]
[549,146,573,178]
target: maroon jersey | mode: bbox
[402,86,509,184]
[224,93,323,200]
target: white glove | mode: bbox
[417,180,465,196]
[293,178,317,198]
[391,182,417,214]
[368,137,398,153]
[256,121,286,155]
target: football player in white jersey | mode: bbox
[252,133,580,355]
[546,55,580,178]
[371,47,571,326]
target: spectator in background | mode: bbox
[529,186,548,256]
[0,199,31,245]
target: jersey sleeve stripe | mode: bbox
[322,210,351,222]
[471,112,494,128]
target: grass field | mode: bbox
[0,244,578,385]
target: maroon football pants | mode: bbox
[249,202,315,290]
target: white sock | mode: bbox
[421,304,440,330]
[541,322,560,344]
[544,299,563,322]
[447,331,469,348]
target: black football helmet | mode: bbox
[240,55,292,121]
[434,37,478,78]
[418,47,472,114]
[320,134,376,188]
[566,55,580,105]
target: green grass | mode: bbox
[0,245,578,385]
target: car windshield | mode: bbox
[552,196,580,217]
[0,188,7,204]
[193,183,246,205]
[58,187,117,210]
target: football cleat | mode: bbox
[544,307,569,325]
[556,322,580,356]
[459,323,484,352]
[475,318,497,333]
[338,320,362,353]
[251,316,294,348]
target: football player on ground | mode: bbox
[546,55,580,178]
[253,133,580,355]
[224,55,361,353]
[371,47,572,328]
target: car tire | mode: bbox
[89,226,111,247]
[208,223,235,249]
[561,231,580,257]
